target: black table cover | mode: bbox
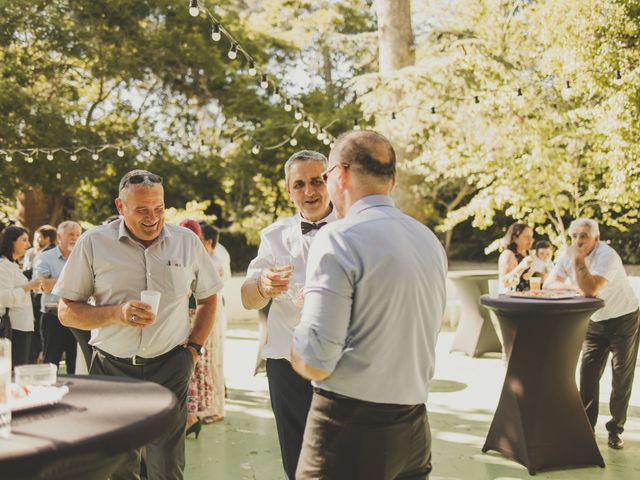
[480,294,605,475]
[0,375,177,479]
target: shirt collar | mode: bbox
[53,246,65,260]
[346,194,395,218]
[117,218,170,246]
[296,204,336,225]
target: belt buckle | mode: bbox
[132,355,140,366]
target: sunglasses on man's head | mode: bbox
[121,173,163,190]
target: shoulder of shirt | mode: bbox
[166,223,202,243]
[260,216,297,236]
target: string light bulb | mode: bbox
[614,70,623,86]
[251,144,261,155]
[562,80,573,100]
[353,119,360,130]
[272,87,281,103]
[260,74,268,90]
[284,99,292,112]
[92,152,99,160]
[211,23,221,42]
[317,131,326,141]
[391,112,396,120]
[294,109,303,120]
[5,154,12,162]
[431,106,436,115]
[248,61,257,76]
[323,138,331,145]
[70,154,77,162]
[227,43,238,60]
[474,96,480,104]
[302,117,310,128]
[117,148,125,157]
[289,137,298,147]
[46,152,54,161]
[56,173,61,180]
[309,124,317,134]
[188,0,199,17]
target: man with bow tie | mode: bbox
[241,150,335,479]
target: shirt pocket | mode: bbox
[164,266,192,298]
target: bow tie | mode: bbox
[301,221,327,235]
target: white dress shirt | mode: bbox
[246,209,336,360]
[551,241,638,321]
[53,219,223,358]
[293,195,448,404]
[0,257,34,332]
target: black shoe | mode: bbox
[608,432,624,449]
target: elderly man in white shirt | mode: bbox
[545,218,639,450]
[54,170,222,480]
[292,130,447,480]
[241,150,335,479]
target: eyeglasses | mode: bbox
[120,173,163,190]
[321,163,350,183]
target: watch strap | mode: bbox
[187,341,204,355]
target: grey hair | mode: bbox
[569,218,600,237]
[283,150,328,182]
[57,220,81,235]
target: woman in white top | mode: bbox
[498,222,535,293]
[0,226,42,366]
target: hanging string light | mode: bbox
[188,0,199,17]
[248,61,257,76]
[227,43,238,60]
[211,23,221,42]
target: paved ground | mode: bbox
[185,321,640,480]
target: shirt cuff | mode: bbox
[293,323,344,373]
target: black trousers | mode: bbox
[266,358,313,480]
[11,330,32,367]
[90,346,194,480]
[580,308,640,434]
[297,389,432,480]
[41,311,77,374]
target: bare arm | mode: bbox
[572,257,607,297]
[185,294,218,363]
[39,277,58,293]
[291,345,332,381]
[58,298,155,329]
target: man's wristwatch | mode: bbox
[186,341,204,355]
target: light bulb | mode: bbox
[391,112,396,120]
[228,44,237,60]
[353,119,360,130]
[272,87,281,103]
[5,155,12,162]
[117,148,125,157]
[143,150,151,157]
[317,131,325,141]
[323,138,331,145]
[188,0,199,17]
[289,138,298,147]
[248,61,257,76]
[474,96,480,104]
[302,117,309,128]
[70,154,77,162]
[26,155,33,163]
[56,172,62,179]
[431,106,436,115]
[260,74,268,89]
[309,124,317,134]
[92,152,99,160]
[294,109,302,120]
[614,70,623,86]
[251,144,261,155]
[562,80,573,100]
[284,100,292,112]
[46,153,54,161]
[211,24,221,42]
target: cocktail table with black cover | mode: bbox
[480,294,605,475]
[0,375,177,480]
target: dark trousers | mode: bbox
[69,327,92,369]
[266,358,313,480]
[297,390,432,480]
[580,309,640,434]
[11,330,32,367]
[90,346,194,480]
[41,311,77,374]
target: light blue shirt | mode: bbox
[33,246,67,312]
[293,195,448,404]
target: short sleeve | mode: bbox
[193,240,224,300]
[589,248,618,282]
[33,253,52,279]
[52,236,96,301]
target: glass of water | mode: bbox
[271,255,293,300]
[0,339,11,439]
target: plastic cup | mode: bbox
[530,277,542,291]
[0,339,11,438]
[14,363,57,386]
[141,290,161,315]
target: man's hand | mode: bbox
[120,300,156,327]
[566,244,588,263]
[258,266,293,298]
[186,346,199,365]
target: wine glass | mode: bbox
[271,255,293,299]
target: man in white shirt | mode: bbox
[241,150,335,479]
[545,218,639,450]
[292,130,447,479]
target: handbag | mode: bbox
[0,308,11,340]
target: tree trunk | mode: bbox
[16,188,65,234]
[322,45,334,103]
[376,0,415,73]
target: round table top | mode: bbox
[480,293,604,313]
[448,270,498,280]
[0,375,177,476]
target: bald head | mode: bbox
[330,130,396,186]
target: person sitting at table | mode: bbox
[528,240,555,284]
[544,218,639,450]
[498,222,534,293]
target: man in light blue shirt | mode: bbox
[292,130,447,479]
[33,221,82,373]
